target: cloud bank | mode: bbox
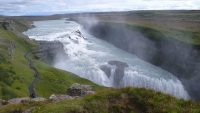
[0,0,200,16]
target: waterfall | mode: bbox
[122,67,189,99]
[24,19,190,100]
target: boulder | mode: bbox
[8,97,30,104]
[31,97,47,102]
[67,83,93,96]
[49,94,73,101]
[0,99,8,106]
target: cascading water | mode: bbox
[24,19,190,99]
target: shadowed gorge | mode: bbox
[75,11,200,100]
[86,22,200,100]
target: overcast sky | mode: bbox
[0,0,200,16]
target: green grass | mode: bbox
[117,22,200,45]
[131,23,200,45]
[0,88,200,113]
[97,19,200,45]
[0,29,34,99]
[33,60,103,98]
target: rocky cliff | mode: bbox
[34,41,68,65]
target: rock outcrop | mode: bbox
[8,97,30,104]
[6,97,47,105]
[49,94,73,101]
[31,97,47,102]
[50,83,95,101]
[67,83,95,96]
[0,83,94,107]
[8,41,16,58]
[100,65,112,78]
[0,99,8,107]
[100,61,129,87]
[34,41,67,65]
[0,20,13,30]
[109,61,128,87]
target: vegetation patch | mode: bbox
[1,88,200,113]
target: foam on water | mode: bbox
[24,19,190,99]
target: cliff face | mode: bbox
[34,41,68,65]
[85,22,200,100]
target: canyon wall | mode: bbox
[84,22,200,100]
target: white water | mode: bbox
[24,19,190,99]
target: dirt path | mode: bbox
[24,50,39,98]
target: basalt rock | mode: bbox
[0,21,13,30]
[34,41,68,65]
[49,94,73,101]
[8,97,30,104]
[100,61,129,87]
[109,61,129,87]
[100,65,112,78]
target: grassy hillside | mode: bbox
[1,88,200,113]
[74,10,200,45]
[0,20,102,100]
[113,22,200,45]
[125,12,200,45]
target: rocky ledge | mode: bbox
[67,83,95,96]
[33,41,68,65]
[50,83,95,102]
[0,83,95,107]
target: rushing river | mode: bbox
[24,19,190,99]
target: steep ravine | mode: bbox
[85,22,200,100]
[24,41,68,98]
[24,50,39,98]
